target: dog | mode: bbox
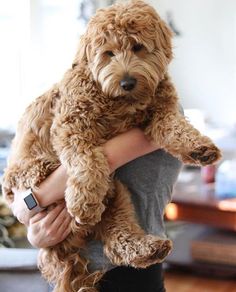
[2,1,221,291]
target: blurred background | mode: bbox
[1,0,236,129]
[0,1,236,291]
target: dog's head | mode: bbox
[74,1,173,101]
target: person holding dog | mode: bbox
[4,0,221,290]
[10,127,182,292]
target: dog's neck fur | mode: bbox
[57,65,173,142]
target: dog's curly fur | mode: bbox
[2,1,221,291]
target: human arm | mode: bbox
[34,127,159,208]
[81,149,183,272]
[10,128,159,225]
[28,146,182,261]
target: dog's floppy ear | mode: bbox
[156,19,173,62]
[72,34,90,67]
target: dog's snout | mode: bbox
[120,76,137,91]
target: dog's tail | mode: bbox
[38,227,104,292]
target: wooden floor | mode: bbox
[164,270,236,292]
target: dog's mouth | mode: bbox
[123,95,138,103]
[111,93,152,112]
[112,94,138,104]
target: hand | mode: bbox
[27,202,72,248]
[10,188,35,225]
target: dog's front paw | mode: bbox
[185,144,221,166]
[70,202,105,226]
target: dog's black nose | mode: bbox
[120,76,137,91]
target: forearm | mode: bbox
[33,128,159,207]
[33,165,67,207]
[104,128,159,172]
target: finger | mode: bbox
[30,210,48,224]
[47,228,71,247]
[61,224,72,241]
[46,216,72,247]
[50,207,71,230]
[57,216,72,239]
[58,215,72,233]
[43,203,66,225]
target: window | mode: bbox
[0,0,86,130]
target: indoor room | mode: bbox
[0,0,236,291]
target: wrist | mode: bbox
[32,166,67,207]
[22,189,45,216]
[31,187,47,208]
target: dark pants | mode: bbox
[98,264,165,292]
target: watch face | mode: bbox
[24,194,37,210]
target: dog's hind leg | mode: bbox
[98,179,172,269]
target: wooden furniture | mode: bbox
[165,168,236,230]
[164,268,236,292]
[165,168,236,277]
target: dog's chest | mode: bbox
[94,103,155,140]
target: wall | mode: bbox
[0,0,85,130]
[1,0,235,129]
[149,0,236,127]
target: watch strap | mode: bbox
[23,189,45,213]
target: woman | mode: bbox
[10,128,182,292]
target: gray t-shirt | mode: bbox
[83,149,182,272]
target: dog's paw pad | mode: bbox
[189,146,207,160]
[128,236,172,268]
[153,239,172,260]
[189,145,221,166]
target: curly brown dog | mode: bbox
[2,1,221,291]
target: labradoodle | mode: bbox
[2,1,221,291]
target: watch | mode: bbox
[23,189,45,213]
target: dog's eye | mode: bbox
[106,51,115,57]
[132,44,144,52]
